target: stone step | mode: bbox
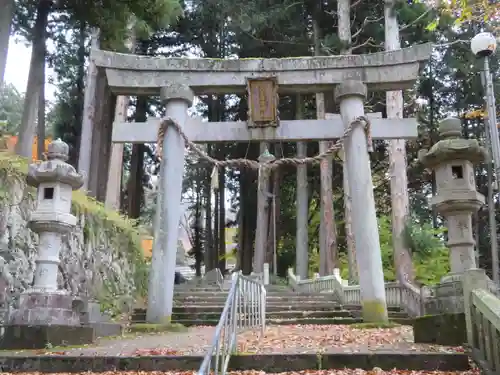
[174,293,337,301]
[175,289,334,295]
[169,310,355,321]
[173,316,414,326]
[132,304,405,323]
[134,304,402,315]
[173,317,362,326]
[132,307,347,322]
[133,307,407,321]
[0,352,470,373]
[174,287,224,292]
[175,295,338,302]
[343,304,403,312]
[171,304,344,312]
[348,310,409,319]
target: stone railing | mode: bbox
[287,268,343,297]
[0,152,147,320]
[342,282,403,307]
[399,280,426,317]
[463,269,500,374]
[287,268,424,316]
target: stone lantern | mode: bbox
[419,117,487,279]
[2,140,94,350]
[27,138,84,294]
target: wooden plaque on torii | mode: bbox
[246,77,279,128]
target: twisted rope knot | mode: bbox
[352,115,373,152]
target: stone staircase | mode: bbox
[132,284,412,326]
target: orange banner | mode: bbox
[4,135,52,161]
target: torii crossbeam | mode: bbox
[111,116,417,143]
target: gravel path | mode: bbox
[237,325,464,354]
[1,326,216,356]
[0,325,464,356]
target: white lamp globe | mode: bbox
[471,32,497,57]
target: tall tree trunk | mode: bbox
[106,24,137,209]
[384,0,414,283]
[204,145,213,271]
[272,143,282,275]
[0,0,13,85]
[267,143,282,276]
[218,164,226,273]
[89,69,115,201]
[254,142,272,274]
[214,181,220,271]
[127,97,148,218]
[236,202,243,271]
[194,180,203,277]
[105,95,126,208]
[70,20,87,167]
[338,0,357,284]
[127,147,145,217]
[296,94,309,279]
[16,0,51,158]
[240,168,256,275]
[77,30,99,187]
[314,16,337,275]
[37,55,46,161]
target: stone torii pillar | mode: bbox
[146,85,193,323]
[335,81,388,322]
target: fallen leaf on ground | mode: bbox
[0,370,481,375]
[237,325,464,354]
[133,348,181,356]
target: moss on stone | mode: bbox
[361,300,389,323]
[413,312,466,346]
[128,322,187,333]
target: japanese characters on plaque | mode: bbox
[246,77,279,128]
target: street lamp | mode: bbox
[471,31,499,284]
[471,32,498,176]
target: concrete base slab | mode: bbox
[0,352,469,372]
[0,325,95,350]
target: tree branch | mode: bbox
[399,8,432,32]
[352,16,384,39]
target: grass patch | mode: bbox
[128,323,188,333]
[351,322,401,329]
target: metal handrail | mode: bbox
[197,271,266,375]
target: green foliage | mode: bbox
[128,322,187,333]
[383,216,450,285]
[0,84,24,135]
[338,216,449,285]
[13,0,183,48]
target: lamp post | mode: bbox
[471,31,499,284]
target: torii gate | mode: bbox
[85,43,432,323]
